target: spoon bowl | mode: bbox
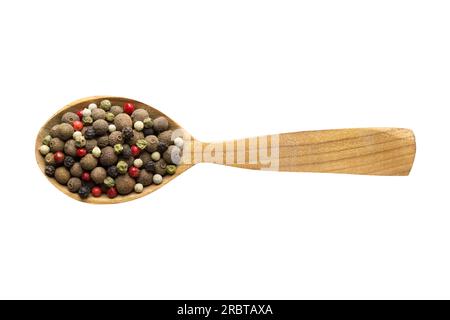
[35,96,194,204]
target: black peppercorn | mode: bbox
[143,128,154,136]
[107,165,119,178]
[78,185,91,198]
[122,127,133,142]
[157,142,168,153]
[144,160,156,173]
[122,144,132,159]
[84,127,96,139]
[45,165,56,177]
[64,156,75,168]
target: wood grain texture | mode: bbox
[198,128,416,176]
[36,96,416,204]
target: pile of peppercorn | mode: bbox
[39,100,184,199]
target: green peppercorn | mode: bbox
[114,143,123,154]
[105,112,115,122]
[100,99,112,111]
[136,139,148,150]
[104,176,115,188]
[143,117,153,128]
[82,115,93,125]
[74,135,86,148]
[42,135,52,146]
[166,165,177,175]
[116,160,128,174]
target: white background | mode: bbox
[0,0,449,299]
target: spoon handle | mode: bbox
[194,128,416,176]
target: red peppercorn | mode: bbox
[76,110,83,118]
[124,102,135,115]
[81,172,91,182]
[91,186,102,197]
[131,145,140,156]
[107,187,118,198]
[54,151,65,164]
[76,148,87,157]
[128,166,140,178]
[73,120,83,131]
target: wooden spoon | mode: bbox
[35,96,416,204]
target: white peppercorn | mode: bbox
[88,103,97,110]
[174,137,184,148]
[105,112,115,122]
[82,108,92,117]
[134,121,144,131]
[39,145,50,155]
[153,174,163,185]
[92,146,101,158]
[134,183,144,193]
[151,151,161,161]
[108,124,116,132]
[133,158,143,168]
[73,131,82,140]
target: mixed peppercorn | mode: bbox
[39,100,184,199]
